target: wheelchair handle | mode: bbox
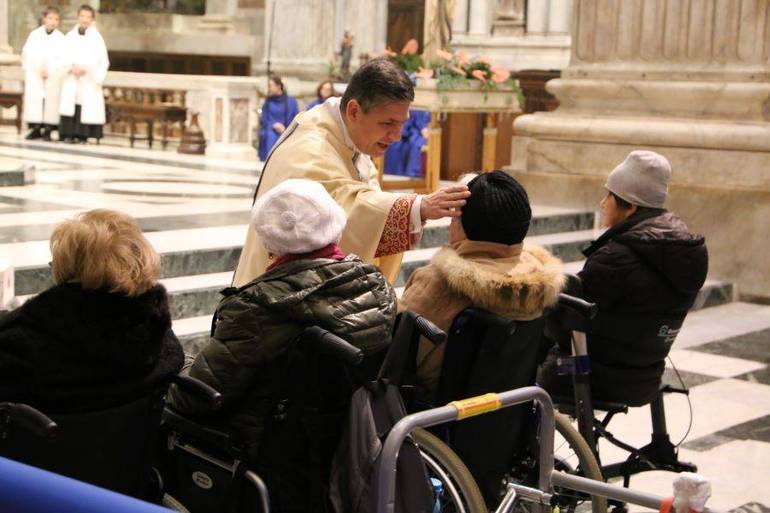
[415,315,446,345]
[2,403,59,441]
[170,376,223,411]
[558,293,598,320]
[304,326,364,366]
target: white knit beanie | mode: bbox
[251,179,347,255]
[605,151,672,208]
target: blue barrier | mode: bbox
[0,456,171,513]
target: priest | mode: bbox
[58,5,109,144]
[21,6,66,141]
[233,58,470,285]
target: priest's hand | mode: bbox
[41,70,48,80]
[419,185,470,220]
[71,66,86,77]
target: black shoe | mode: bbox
[41,129,52,142]
[62,137,75,144]
[25,129,42,140]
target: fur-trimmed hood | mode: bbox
[432,240,565,319]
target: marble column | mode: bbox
[262,0,336,79]
[510,0,770,298]
[452,0,470,35]
[0,0,16,62]
[467,0,491,35]
[525,0,549,34]
[547,0,572,34]
[206,0,239,15]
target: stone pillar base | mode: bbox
[507,131,770,300]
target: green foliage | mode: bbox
[390,53,424,73]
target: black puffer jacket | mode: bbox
[167,254,397,461]
[578,210,708,405]
[0,284,184,413]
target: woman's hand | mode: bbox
[272,122,286,134]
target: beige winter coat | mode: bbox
[400,239,565,398]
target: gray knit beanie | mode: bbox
[605,151,672,208]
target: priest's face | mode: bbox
[43,12,60,31]
[344,99,410,157]
[77,9,94,30]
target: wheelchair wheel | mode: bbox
[413,428,487,513]
[552,412,608,513]
[507,413,607,513]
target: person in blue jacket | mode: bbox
[305,80,336,110]
[258,75,299,161]
[384,109,431,177]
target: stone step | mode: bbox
[417,206,594,249]
[173,284,750,357]
[11,208,594,297]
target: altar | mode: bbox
[377,79,521,193]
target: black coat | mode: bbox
[578,210,708,405]
[0,283,184,413]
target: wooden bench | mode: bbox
[104,87,187,149]
[0,91,23,134]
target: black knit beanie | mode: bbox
[460,171,532,245]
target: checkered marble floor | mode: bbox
[1,130,769,512]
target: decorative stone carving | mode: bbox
[492,0,524,36]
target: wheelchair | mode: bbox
[546,280,698,512]
[157,316,487,513]
[0,374,220,504]
[409,302,607,513]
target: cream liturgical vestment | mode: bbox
[59,26,109,125]
[233,99,417,286]
[21,26,66,125]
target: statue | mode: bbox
[423,0,454,62]
[340,30,353,80]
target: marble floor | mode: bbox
[0,129,769,512]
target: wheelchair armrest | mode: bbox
[162,407,234,449]
[415,315,446,345]
[558,294,598,320]
[170,375,223,411]
[1,403,59,441]
[303,326,364,365]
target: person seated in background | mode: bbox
[305,80,337,110]
[383,109,431,177]
[538,151,708,406]
[0,209,183,413]
[400,171,565,401]
[168,178,396,461]
[258,75,299,161]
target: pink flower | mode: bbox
[382,47,397,58]
[477,55,493,65]
[401,38,419,55]
[436,49,454,61]
[416,67,434,79]
[450,66,467,76]
[471,69,488,82]
[490,65,511,83]
[456,50,470,65]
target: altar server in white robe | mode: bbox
[58,4,109,144]
[22,6,66,141]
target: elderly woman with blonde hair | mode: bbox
[0,209,183,413]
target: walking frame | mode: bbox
[376,386,725,513]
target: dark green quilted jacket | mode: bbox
[167,254,396,458]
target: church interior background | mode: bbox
[0,1,769,511]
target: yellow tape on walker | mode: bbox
[449,393,502,419]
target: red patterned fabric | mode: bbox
[266,243,346,272]
[375,195,415,258]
